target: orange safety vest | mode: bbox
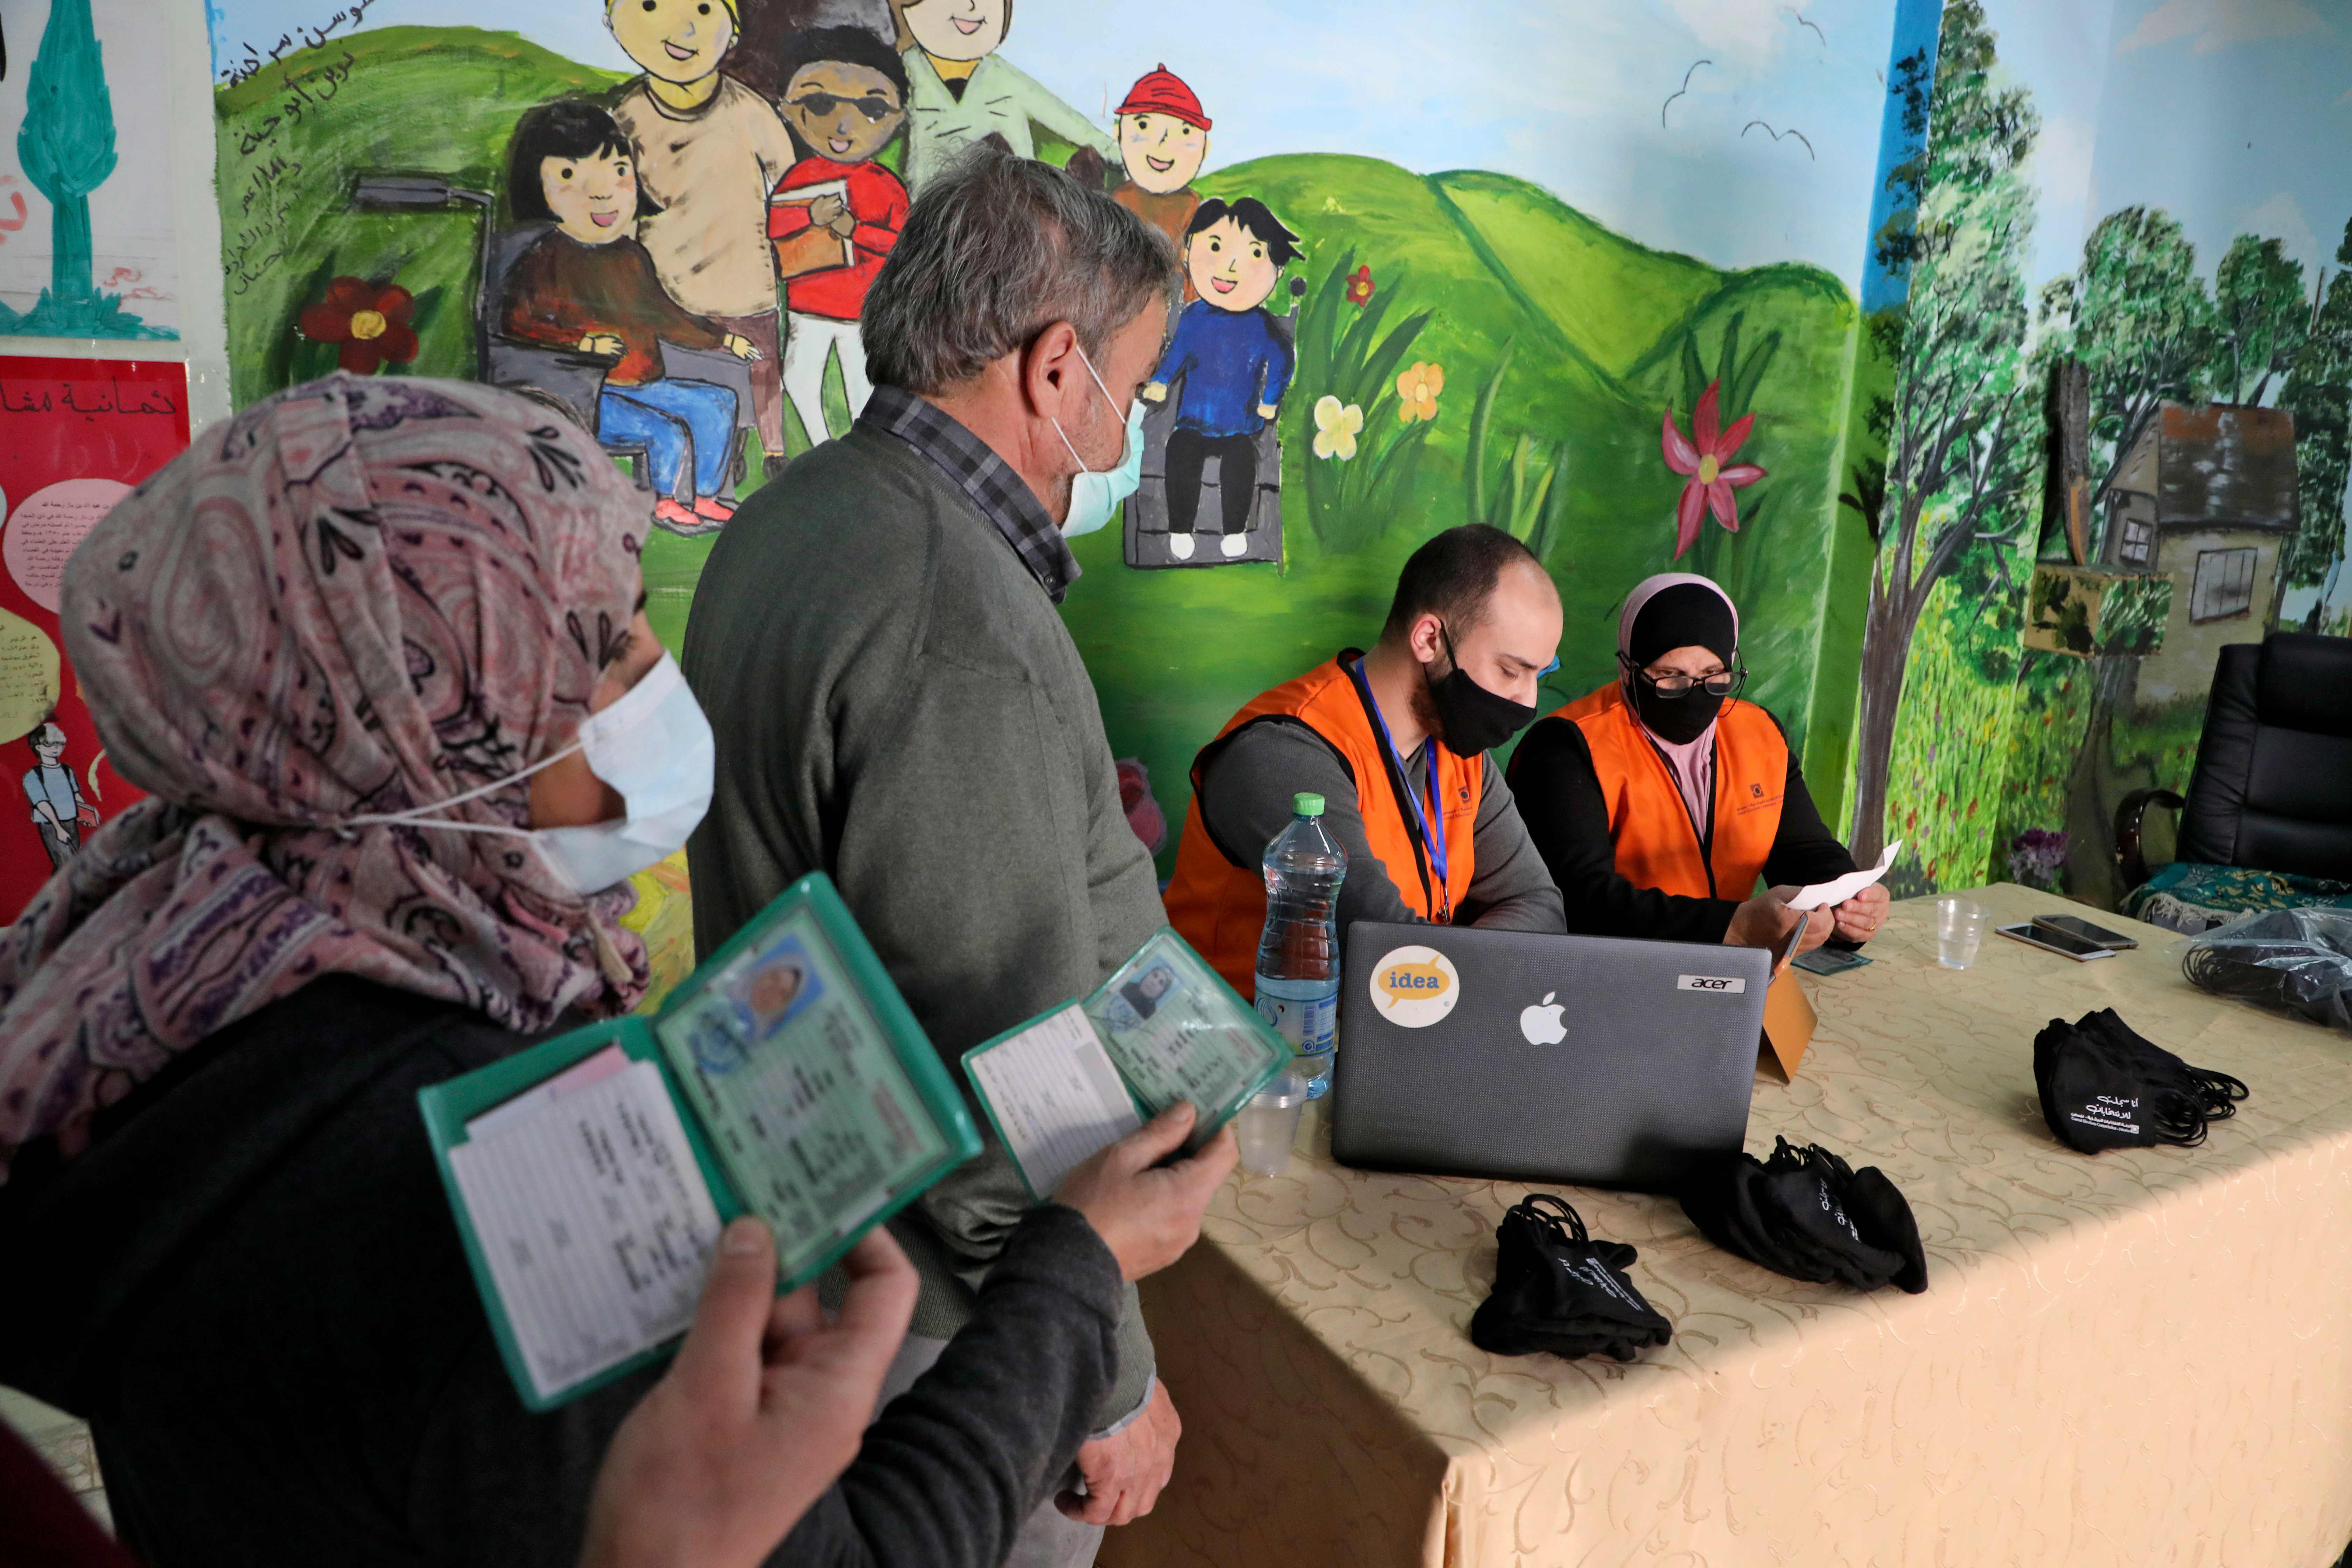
[1547,682,1786,901]
[1165,653,1482,1000]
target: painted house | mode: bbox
[2100,401,2300,704]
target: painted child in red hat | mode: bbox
[1112,65,1212,257]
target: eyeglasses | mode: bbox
[1625,657,1745,699]
[788,92,899,122]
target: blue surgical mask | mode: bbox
[343,652,714,897]
[1051,347,1144,539]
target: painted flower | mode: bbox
[2007,827,2068,890]
[1115,758,1166,855]
[1344,264,1375,307]
[1312,395,1365,460]
[1660,380,1765,558]
[1396,361,1444,423]
[299,277,419,375]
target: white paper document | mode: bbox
[1787,841,1903,912]
[965,1004,1142,1198]
[448,1059,723,1402]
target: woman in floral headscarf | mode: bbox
[0,375,1230,1568]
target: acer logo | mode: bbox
[1675,974,1748,994]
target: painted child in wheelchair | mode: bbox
[501,100,762,535]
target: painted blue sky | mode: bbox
[2086,0,2352,282]
[207,0,1900,286]
[1981,0,2352,292]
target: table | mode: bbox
[1103,885,2352,1567]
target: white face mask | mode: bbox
[1050,344,1144,538]
[344,652,714,897]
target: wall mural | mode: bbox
[207,0,1902,890]
[0,0,182,338]
[1857,0,2352,910]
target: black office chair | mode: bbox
[2116,632,2352,929]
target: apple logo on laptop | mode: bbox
[1519,992,1567,1046]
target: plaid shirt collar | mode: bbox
[861,385,1080,603]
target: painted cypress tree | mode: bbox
[18,0,118,313]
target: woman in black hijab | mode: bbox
[1507,574,1887,954]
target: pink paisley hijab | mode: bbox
[0,375,653,1177]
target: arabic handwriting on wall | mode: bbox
[224,49,354,299]
[219,0,375,89]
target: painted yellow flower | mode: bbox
[1396,361,1444,423]
[1312,396,1365,460]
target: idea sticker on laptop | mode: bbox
[1370,945,1460,1028]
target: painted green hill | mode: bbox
[217,26,627,410]
[1163,153,1857,758]
[1429,169,1722,381]
[215,29,1863,874]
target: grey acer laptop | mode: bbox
[1330,923,1775,1190]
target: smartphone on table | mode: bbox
[1793,947,1872,976]
[2030,913,2138,951]
[1995,922,2115,962]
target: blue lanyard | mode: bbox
[1350,657,1450,921]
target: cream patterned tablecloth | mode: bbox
[1102,884,2352,1568]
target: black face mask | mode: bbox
[1428,625,1537,756]
[2033,1008,2247,1153]
[1628,666,1724,744]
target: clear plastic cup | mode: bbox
[1235,1073,1312,1176]
[1936,898,1986,969]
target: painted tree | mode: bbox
[2276,217,2352,607]
[2211,234,2308,406]
[2033,209,2212,523]
[18,0,118,313]
[1848,0,2041,865]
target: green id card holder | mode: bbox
[419,872,981,1410]
[961,927,1294,1200]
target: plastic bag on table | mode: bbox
[2177,908,2352,1031]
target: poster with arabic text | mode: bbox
[0,356,190,922]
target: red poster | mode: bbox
[0,357,192,922]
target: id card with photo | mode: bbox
[965,927,1293,1198]
[1084,933,1281,1141]
[656,905,952,1280]
[418,873,980,1411]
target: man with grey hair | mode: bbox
[682,145,1191,1566]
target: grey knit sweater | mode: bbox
[682,424,1166,1428]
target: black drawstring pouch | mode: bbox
[1469,1194,1673,1362]
[1678,1138,1929,1294]
[2033,1009,2247,1153]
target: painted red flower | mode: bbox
[1116,757,1166,854]
[1661,380,1765,559]
[1343,264,1374,307]
[299,277,419,375]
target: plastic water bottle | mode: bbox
[1254,793,1346,1099]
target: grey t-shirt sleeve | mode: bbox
[1198,719,1431,936]
[1199,722,1564,934]
[1463,754,1567,933]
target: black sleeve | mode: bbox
[1757,738,1868,950]
[775,1203,1122,1568]
[1505,716,1738,944]
[1757,748,1858,891]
